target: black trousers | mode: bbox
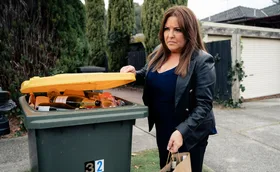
[157,134,209,172]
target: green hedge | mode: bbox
[0,0,88,108]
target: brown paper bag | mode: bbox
[160,152,192,172]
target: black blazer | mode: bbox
[136,50,217,151]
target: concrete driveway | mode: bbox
[204,99,280,172]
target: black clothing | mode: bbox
[136,49,217,171]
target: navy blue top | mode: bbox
[146,67,178,127]
[146,67,185,152]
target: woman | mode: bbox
[120,6,216,172]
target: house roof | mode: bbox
[261,4,280,16]
[201,6,267,22]
[242,14,280,29]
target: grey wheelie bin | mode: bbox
[0,87,17,136]
[19,73,148,172]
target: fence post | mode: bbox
[231,33,241,103]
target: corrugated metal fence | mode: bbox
[127,51,146,70]
[126,40,232,100]
[206,40,232,101]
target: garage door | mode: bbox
[241,38,280,99]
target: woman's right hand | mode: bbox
[120,65,136,75]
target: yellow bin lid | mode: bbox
[20,73,136,93]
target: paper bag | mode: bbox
[160,152,191,172]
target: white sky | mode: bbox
[103,0,274,19]
[81,0,275,19]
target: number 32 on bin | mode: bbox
[85,159,104,172]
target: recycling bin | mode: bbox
[0,87,16,136]
[19,73,148,172]
[77,66,107,73]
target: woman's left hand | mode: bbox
[167,130,183,153]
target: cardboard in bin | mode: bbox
[20,72,136,93]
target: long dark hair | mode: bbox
[147,6,206,77]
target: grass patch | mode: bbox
[131,149,160,172]
[131,149,214,172]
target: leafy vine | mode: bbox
[218,40,247,108]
